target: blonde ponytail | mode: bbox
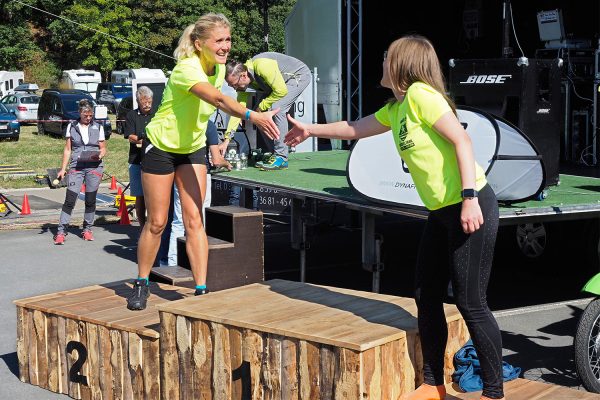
[173,24,196,60]
[173,13,231,60]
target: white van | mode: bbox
[61,69,102,97]
[0,71,25,97]
[111,68,165,84]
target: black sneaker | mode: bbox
[127,280,150,310]
[195,287,210,296]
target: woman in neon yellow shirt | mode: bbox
[285,35,504,400]
[127,13,280,311]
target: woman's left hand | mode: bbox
[460,199,484,234]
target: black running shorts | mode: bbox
[141,143,207,175]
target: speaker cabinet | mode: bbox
[449,58,562,185]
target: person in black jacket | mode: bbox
[124,86,155,229]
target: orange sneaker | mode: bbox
[82,231,94,241]
[401,384,446,400]
[53,233,65,245]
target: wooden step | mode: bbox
[445,378,598,399]
[151,206,264,291]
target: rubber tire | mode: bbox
[574,298,600,393]
[515,223,547,258]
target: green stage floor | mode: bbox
[213,150,600,224]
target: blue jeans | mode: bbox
[166,186,183,266]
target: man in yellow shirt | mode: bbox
[224,52,311,170]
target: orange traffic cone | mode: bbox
[117,186,122,196]
[110,176,117,191]
[19,194,31,215]
[118,193,131,225]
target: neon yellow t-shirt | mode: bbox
[146,55,224,154]
[374,82,487,210]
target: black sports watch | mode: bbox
[461,188,479,199]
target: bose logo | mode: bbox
[459,75,512,84]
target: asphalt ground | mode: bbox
[0,185,598,397]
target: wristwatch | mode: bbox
[461,188,479,199]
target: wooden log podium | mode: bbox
[445,378,599,399]
[157,279,470,400]
[14,281,193,399]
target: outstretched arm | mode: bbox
[189,82,280,140]
[284,114,388,147]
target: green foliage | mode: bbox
[1,0,297,80]
[0,24,39,70]
[268,0,297,54]
[22,51,61,88]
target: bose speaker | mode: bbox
[448,58,562,186]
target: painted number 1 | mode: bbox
[66,341,89,386]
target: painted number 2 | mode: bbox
[66,341,89,386]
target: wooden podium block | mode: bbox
[445,378,599,399]
[151,206,264,291]
[157,279,470,399]
[14,281,193,399]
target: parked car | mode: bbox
[0,103,20,141]
[115,95,133,135]
[96,82,132,113]
[13,82,39,94]
[1,93,40,123]
[37,89,111,139]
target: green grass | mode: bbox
[0,115,130,189]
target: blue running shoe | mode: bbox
[260,155,288,170]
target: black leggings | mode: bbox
[415,184,503,399]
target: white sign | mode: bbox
[290,73,315,153]
[347,107,545,207]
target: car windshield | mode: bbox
[63,98,96,113]
[113,85,132,93]
[20,96,40,104]
[0,103,8,113]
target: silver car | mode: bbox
[1,93,40,123]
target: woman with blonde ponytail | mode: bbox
[127,12,280,311]
[285,34,504,400]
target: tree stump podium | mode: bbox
[157,279,470,399]
[14,280,193,399]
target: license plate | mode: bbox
[0,124,7,129]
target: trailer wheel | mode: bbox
[516,222,547,258]
[575,298,600,393]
